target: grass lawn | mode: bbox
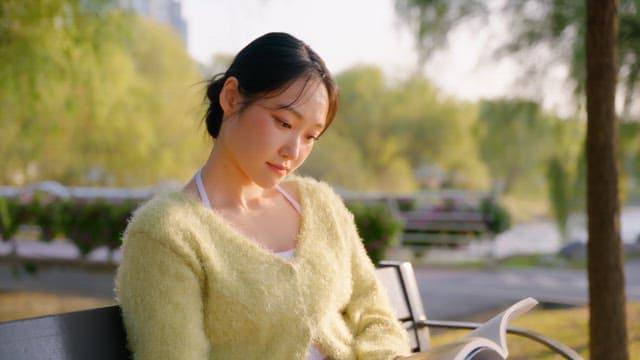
[431,302,640,359]
[0,291,115,323]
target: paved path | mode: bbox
[414,260,640,320]
[0,263,116,299]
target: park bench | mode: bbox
[400,208,491,247]
[340,191,497,248]
[0,261,581,359]
[392,192,499,248]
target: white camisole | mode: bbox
[194,170,325,360]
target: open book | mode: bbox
[406,297,538,360]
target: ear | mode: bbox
[219,76,241,116]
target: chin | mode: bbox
[253,174,284,189]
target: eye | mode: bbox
[307,134,320,141]
[275,118,292,129]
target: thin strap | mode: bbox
[197,169,299,215]
[276,185,302,215]
[195,169,212,209]
[274,248,296,259]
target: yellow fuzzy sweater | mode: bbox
[115,176,410,359]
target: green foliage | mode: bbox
[388,77,489,189]
[475,99,554,194]
[393,0,640,234]
[394,0,640,119]
[115,17,207,185]
[481,198,511,234]
[544,118,586,239]
[298,132,373,190]
[0,1,207,186]
[500,0,639,118]
[393,0,488,62]
[301,65,489,192]
[0,0,133,184]
[0,198,9,240]
[346,202,404,264]
[0,196,136,257]
[30,193,65,242]
[621,122,640,200]
[396,197,417,212]
[546,156,570,240]
[0,196,33,241]
[56,200,135,255]
[333,66,418,191]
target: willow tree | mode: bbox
[394,0,640,118]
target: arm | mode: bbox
[115,224,210,359]
[340,209,411,360]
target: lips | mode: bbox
[267,162,289,175]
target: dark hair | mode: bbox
[204,32,339,139]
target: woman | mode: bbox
[115,32,411,360]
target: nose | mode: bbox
[280,134,301,160]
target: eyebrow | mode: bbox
[279,106,325,129]
[280,106,303,120]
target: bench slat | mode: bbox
[0,306,129,360]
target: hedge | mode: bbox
[0,194,137,258]
[0,193,402,264]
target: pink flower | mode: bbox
[19,190,34,204]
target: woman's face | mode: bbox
[220,76,329,188]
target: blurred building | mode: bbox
[119,0,188,45]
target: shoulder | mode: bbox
[285,175,355,226]
[124,191,202,244]
[284,174,342,200]
[284,175,345,208]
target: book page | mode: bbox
[464,345,505,360]
[402,337,503,360]
[464,297,538,357]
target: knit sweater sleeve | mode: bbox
[311,180,411,360]
[115,196,211,359]
[344,215,411,360]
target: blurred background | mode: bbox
[1,0,639,357]
[2,0,640,213]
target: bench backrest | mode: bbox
[0,261,428,358]
[0,305,130,360]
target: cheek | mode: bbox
[295,143,315,164]
[247,119,272,140]
[239,117,280,153]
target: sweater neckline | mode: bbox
[180,177,309,265]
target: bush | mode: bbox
[481,198,511,234]
[0,196,137,258]
[347,202,403,264]
[0,196,35,242]
[395,197,416,212]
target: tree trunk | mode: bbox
[585,0,629,359]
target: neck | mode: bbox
[199,146,272,211]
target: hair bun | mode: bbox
[204,75,226,138]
